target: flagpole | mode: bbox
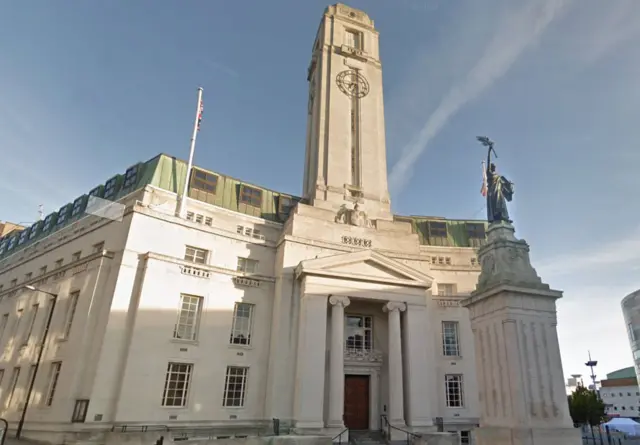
[177,87,204,218]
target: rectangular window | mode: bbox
[460,431,470,445]
[442,321,460,356]
[0,314,8,343]
[7,367,20,406]
[278,196,295,219]
[204,216,213,226]
[230,303,254,345]
[186,211,194,221]
[39,266,47,276]
[23,304,39,345]
[223,366,248,407]
[0,369,4,386]
[123,165,138,188]
[13,309,23,340]
[345,29,362,50]
[162,362,193,407]
[55,259,63,269]
[428,221,449,246]
[173,295,203,341]
[103,177,119,200]
[345,315,373,351]
[72,251,81,262]
[191,169,218,194]
[24,272,32,281]
[71,196,85,217]
[92,242,104,253]
[10,279,17,288]
[45,362,62,406]
[72,399,90,423]
[239,185,262,207]
[63,291,80,339]
[25,364,37,404]
[466,223,486,247]
[438,283,456,296]
[184,246,208,264]
[629,323,636,342]
[445,374,464,408]
[236,257,258,274]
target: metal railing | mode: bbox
[380,414,421,445]
[332,427,349,445]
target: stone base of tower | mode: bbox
[474,426,581,445]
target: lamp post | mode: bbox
[15,285,58,439]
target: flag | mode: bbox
[480,161,488,197]
[197,100,204,131]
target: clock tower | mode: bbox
[302,3,392,221]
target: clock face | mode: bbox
[336,70,370,98]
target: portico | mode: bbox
[292,250,435,435]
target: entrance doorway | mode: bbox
[344,374,370,430]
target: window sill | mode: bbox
[229,344,253,350]
[443,355,463,360]
[171,339,199,346]
[56,337,69,343]
[160,405,189,410]
[222,406,246,410]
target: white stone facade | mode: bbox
[0,4,483,444]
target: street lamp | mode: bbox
[15,285,58,439]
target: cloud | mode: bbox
[388,0,573,193]
[202,58,239,79]
[536,226,640,279]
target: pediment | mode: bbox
[295,250,433,288]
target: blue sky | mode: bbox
[1,0,640,380]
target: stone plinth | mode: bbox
[462,222,581,445]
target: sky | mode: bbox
[1,0,640,381]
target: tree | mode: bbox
[568,385,607,426]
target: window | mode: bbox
[230,303,254,345]
[345,315,373,351]
[63,291,80,339]
[239,185,262,207]
[0,369,4,386]
[88,186,103,198]
[55,204,70,226]
[237,257,258,274]
[10,279,17,288]
[428,221,449,246]
[24,272,32,281]
[223,366,248,407]
[72,399,89,423]
[92,242,104,253]
[23,304,39,345]
[39,266,47,276]
[445,374,464,407]
[195,214,203,224]
[278,196,295,219]
[45,362,62,406]
[438,283,456,296]
[460,431,470,445]
[442,322,460,356]
[42,214,55,232]
[18,229,29,245]
[162,362,193,407]
[7,367,20,407]
[191,169,218,194]
[184,246,208,264]
[0,314,8,343]
[103,177,119,200]
[25,365,36,404]
[13,309,23,339]
[173,295,203,341]
[71,196,85,217]
[629,323,636,342]
[186,212,194,221]
[204,216,213,226]
[55,259,63,269]
[29,223,40,240]
[123,165,138,188]
[344,29,362,50]
[72,251,81,262]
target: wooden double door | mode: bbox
[344,374,370,430]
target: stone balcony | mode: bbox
[344,348,383,363]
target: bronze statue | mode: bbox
[477,136,514,224]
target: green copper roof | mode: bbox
[606,367,636,380]
[0,153,487,260]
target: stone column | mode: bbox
[293,293,329,429]
[403,303,433,428]
[328,295,350,428]
[383,301,406,427]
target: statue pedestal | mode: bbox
[462,222,581,445]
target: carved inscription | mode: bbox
[436,299,461,307]
[341,235,372,248]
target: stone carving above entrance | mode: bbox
[335,203,373,228]
[344,348,383,363]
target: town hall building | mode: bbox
[0,4,484,444]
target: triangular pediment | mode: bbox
[295,250,433,288]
